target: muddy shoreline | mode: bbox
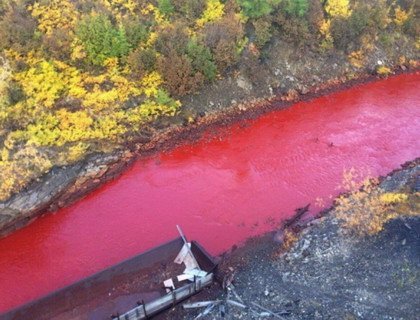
[0,67,418,238]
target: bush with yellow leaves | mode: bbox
[325,0,351,18]
[376,65,392,76]
[335,169,418,236]
[196,0,225,28]
[348,50,365,68]
[29,0,78,35]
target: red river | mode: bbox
[0,74,419,313]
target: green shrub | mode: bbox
[186,40,217,81]
[158,0,175,16]
[237,0,281,19]
[155,89,179,109]
[122,18,148,49]
[76,14,130,65]
[285,0,309,18]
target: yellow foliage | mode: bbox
[376,65,392,76]
[0,148,9,161]
[29,0,78,35]
[196,0,225,28]
[141,71,163,97]
[141,3,167,24]
[67,58,142,110]
[319,19,333,50]
[348,50,365,68]
[380,193,408,204]
[335,170,418,236]
[126,98,180,124]
[393,6,410,26]
[415,38,420,50]
[70,39,87,61]
[92,112,127,139]
[399,56,407,66]
[23,108,127,147]
[14,59,67,109]
[340,167,370,191]
[325,0,352,18]
[282,229,299,251]
[58,143,89,164]
[144,31,159,48]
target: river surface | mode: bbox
[0,74,419,313]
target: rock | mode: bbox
[298,84,309,95]
[236,75,253,92]
[0,163,83,237]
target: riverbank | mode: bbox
[0,63,418,238]
[1,72,418,312]
[1,0,420,238]
[161,159,420,319]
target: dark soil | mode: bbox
[157,161,420,320]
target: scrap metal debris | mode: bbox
[112,226,216,320]
[193,302,221,319]
[172,225,208,283]
[163,279,175,293]
[183,268,289,319]
[183,301,221,309]
[162,226,209,295]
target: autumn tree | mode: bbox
[204,13,245,70]
[154,23,189,56]
[172,0,206,21]
[158,50,205,96]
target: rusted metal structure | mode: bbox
[2,237,217,320]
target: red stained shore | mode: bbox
[0,73,419,313]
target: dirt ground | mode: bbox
[158,161,420,320]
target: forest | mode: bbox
[0,0,418,201]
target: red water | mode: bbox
[0,74,419,313]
